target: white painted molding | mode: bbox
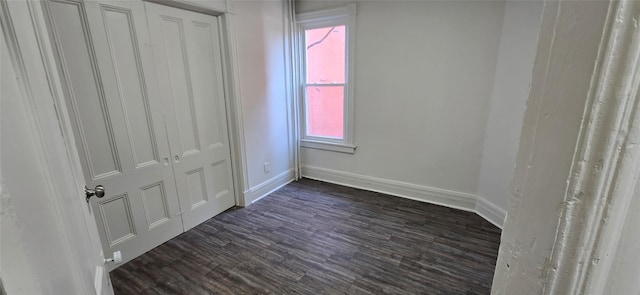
[302,165,478,212]
[143,0,227,15]
[300,140,356,154]
[219,13,250,207]
[475,197,506,229]
[244,169,295,205]
[284,0,301,180]
[545,1,640,294]
[302,165,508,228]
[296,3,354,24]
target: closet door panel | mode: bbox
[146,2,236,231]
[100,7,158,167]
[48,0,121,179]
[188,20,226,152]
[47,0,183,270]
[157,17,201,155]
[184,12,236,225]
[84,1,184,265]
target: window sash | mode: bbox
[303,84,346,140]
[304,25,346,84]
[301,25,348,141]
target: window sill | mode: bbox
[300,139,356,154]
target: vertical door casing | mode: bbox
[46,0,183,270]
[145,2,236,231]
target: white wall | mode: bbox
[476,1,543,225]
[298,0,505,206]
[232,0,295,203]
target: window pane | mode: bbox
[305,26,345,84]
[306,86,344,139]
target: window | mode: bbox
[297,4,356,154]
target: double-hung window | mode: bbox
[297,4,356,154]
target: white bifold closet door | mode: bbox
[46,0,235,269]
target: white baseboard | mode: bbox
[475,196,506,229]
[243,169,295,205]
[302,165,506,229]
[241,165,506,229]
[301,165,477,212]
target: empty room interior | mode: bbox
[2,0,639,294]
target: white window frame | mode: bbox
[296,4,356,154]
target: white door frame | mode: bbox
[543,0,640,293]
[493,0,640,293]
[218,11,250,207]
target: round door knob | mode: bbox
[85,185,106,202]
[94,185,105,198]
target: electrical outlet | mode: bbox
[264,162,270,173]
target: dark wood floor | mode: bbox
[110,178,501,294]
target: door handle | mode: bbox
[85,185,105,202]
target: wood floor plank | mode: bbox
[111,178,500,294]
